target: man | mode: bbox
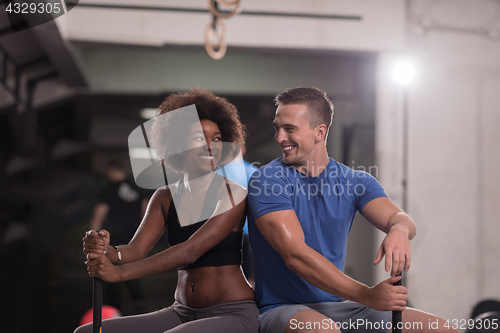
[247,87,458,333]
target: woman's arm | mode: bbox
[86,186,246,282]
[84,186,171,264]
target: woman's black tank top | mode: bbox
[167,173,242,269]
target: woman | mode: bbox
[76,89,258,333]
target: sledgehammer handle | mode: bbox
[392,273,403,333]
[93,277,102,333]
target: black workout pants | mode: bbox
[74,300,259,333]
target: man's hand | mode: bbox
[83,229,110,257]
[86,254,123,283]
[365,276,408,311]
[361,197,416,277]
[374,223,411,277]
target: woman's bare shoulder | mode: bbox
[151,181,179,201]
[215,176,247,208]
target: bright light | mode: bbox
[391,60,417,85]
[140,108,158,119]
[129,148,158,160]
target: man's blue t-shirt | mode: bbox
[217,159,258,234]
[247,157,387,314]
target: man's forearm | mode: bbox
[387,212,416,240]
[90,217,103,232]
[285,244,372,304]
[90,204,109,231]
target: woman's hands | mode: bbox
[85,253,123,283]
[83,229,122,282]
[83,229,110,257]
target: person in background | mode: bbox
[90,159,149,313]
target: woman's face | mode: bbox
[182,119,223,176]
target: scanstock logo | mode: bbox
[4,0,79,33]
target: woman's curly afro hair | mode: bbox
[151,88,246,172]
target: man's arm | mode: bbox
[255,209,408,311]
[361,197,417,277]
[90,203,109,231]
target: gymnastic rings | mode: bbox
[208,0,241,19]
[204,19,227,60]
[214,0,240,5]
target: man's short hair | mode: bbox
[274,87,334,130]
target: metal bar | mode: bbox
[18,56,50,70]
[1,50,6,84]
[237,10,361,20]
[24,70,59,146]
[0,50,52,105]
[402,89,408,212]
[392,272,403,333]
[26,70,58,86]
[212,0,217,30]
[67,2,362,21]
[0,45,16,87]
[423,22,497,39]
[0,44,16,70]
[14,66,20,102]
[93,277,102,333]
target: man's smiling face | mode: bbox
[273,104,318,169]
